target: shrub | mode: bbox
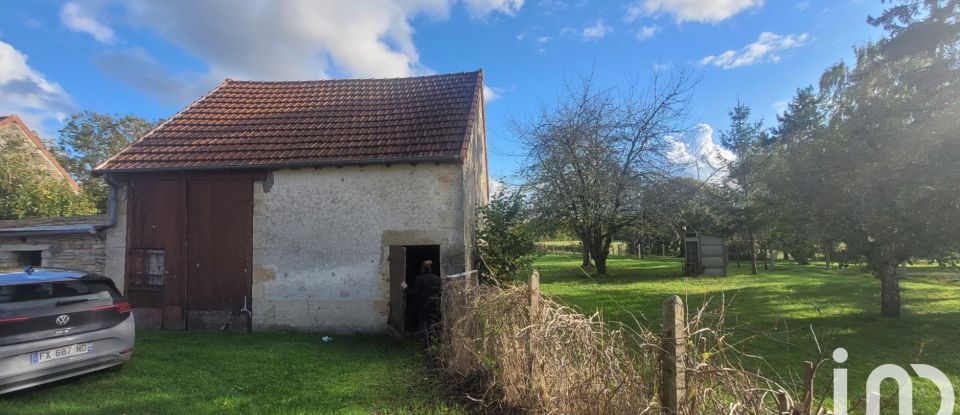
[476,190,537,281]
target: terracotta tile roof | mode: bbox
[95,71,484,173]
[0,115,81,192]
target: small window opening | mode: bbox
[130,249,165,287]
[17,251,42,267]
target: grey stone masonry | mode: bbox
[0,215,108,274]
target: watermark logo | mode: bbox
[832,347,955,415]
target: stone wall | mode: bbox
[103,184,128,292]
[0,232,106,273]
[461,102,490,271]
[251,163,467,333]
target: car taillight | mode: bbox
[0,316,29,324]
[93,302,132,314]
[116,302,132,313]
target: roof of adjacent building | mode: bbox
[0,215,108,237]
[94,70,485,173]
[0,115,80,192]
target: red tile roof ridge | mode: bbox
[222,70,481,85]
[94,70,484,174]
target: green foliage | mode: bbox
[718,103,769,274]
[0,140,97,220]
[762,85,837,266]
[55,111,159,211]
[708,1,960,316]
[476,190,537,281]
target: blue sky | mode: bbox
[1,0,886,178]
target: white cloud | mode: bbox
[625,3,645,23]
[534,35,552,53]
[582,19,612,40]
[483,84,505,102]
[633,0,763,23]
[636,25,659,40]
[71,0,521,104]
[537,0,589,13]
[665,124,735,182]
[463,0,524,17]
[489,178,507,195]
[794,1,809,11]
[773,100,788,115]
[60,2,114,43]
[653,61,673,71]
[95,48,219,106]
[0,41,74,134]
[700,32,809,69]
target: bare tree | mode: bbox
[519,70,695,274]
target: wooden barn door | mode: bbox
[125,179,187,330]
[185,179,253,329]
[388,245,406,332]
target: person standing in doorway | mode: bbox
[402,259,441,346]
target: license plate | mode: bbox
[30,343,93,364]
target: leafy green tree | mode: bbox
[763,86,841,267]
[823,0,960,317]
[718,103,768,274]
[55,111,158,210]
[0,140,97,220]
[476,190,538,281]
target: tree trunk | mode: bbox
[879,264,901,318]
[581,245,591,268]
[762,242,769,271]
[748,231,758,275]
[591,236,611,275]
[822,240,833,270]
[638,239,645,259]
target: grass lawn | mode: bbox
[0,331,459,415]
[535,254,960,413]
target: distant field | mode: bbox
[535,254,960,413]
[536,240,632,256]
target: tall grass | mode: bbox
[437,274,809,414]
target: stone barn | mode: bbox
[93,71,489,333]
[0,115,111,273]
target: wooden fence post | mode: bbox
[528,270,541,400]
[774,390,791,414]
[661,295,686,415]
[801,361,815,414]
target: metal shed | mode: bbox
[683,233,727,276]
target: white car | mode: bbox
[0,267,135,394]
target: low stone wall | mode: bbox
[0,232,106,273]
[0,215,109,274]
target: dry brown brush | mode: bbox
[437,274,814,415]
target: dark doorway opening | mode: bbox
[403,245,440,332]
[17,251,42,267]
